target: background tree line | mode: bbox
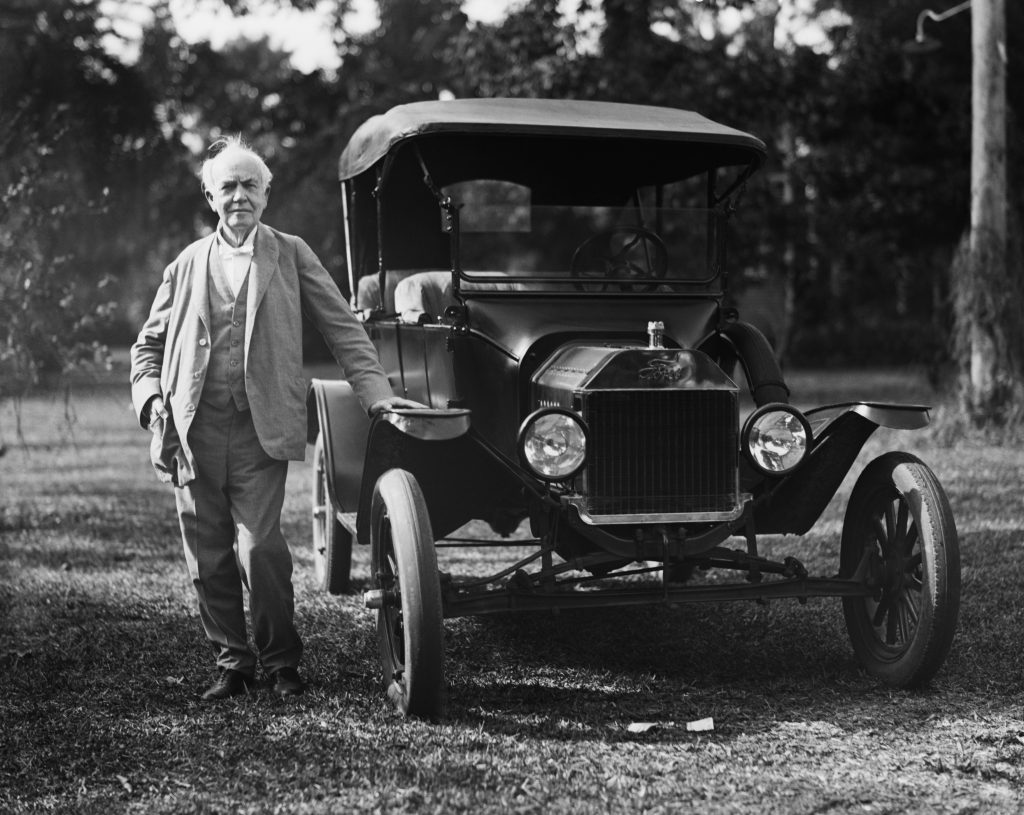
[1,0,1021,428]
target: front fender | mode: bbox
[354,409,525,546]
[752,402,930,535]
[806,402,931,435]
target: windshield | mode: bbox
[444,180,723,291]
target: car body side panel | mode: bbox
[368,322,459,410]
[364,321,404,396]
[398,324,429,405]
[410,325,459,409]
[450,335,521,454]
[422,326,457,408]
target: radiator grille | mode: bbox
[582,390,738,516]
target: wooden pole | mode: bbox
[965,0,1008,417]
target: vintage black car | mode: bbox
[309,98,960,719]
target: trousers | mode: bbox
[174,398,302,675]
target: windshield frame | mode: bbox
[347,133,757,310]
[448,199,729,291]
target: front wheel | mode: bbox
[840,452,960,688]
[370,468,445,719]
[312,433,353,594]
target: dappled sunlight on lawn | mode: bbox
[3,370,1024,814]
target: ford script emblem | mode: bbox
[638,354,693,383]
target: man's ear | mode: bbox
[203,187,216,211]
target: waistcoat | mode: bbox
[200,248,250,410]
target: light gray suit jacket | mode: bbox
[130,223,393,486]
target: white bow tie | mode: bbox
[221,244,253,258]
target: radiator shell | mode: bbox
[531,345,742,523]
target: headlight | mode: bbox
[518,408,588,480]
[742,403,812,476]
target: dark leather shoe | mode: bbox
[271,667,305,698]
[202,669,254,701]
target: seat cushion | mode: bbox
[393,271,456,323]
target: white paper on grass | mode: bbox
[626,718,714,733]
[627,722,660,733]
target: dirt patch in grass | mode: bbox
[2,371,1023,813]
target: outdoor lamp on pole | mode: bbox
[903,0,971,54]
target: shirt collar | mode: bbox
[216,225,257,256]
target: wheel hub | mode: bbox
[364,588,401,609]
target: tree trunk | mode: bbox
[954,0,1024,427]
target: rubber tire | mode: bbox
[370,468,445,719]
[840,452,960,688]
[312,433,353,595]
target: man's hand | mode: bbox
[145,395,169,431]
[368,396,426,416]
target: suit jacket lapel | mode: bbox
[191,234,216,337]
[245,223,278,358]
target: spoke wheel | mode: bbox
[312,433,352,594]
[370,468,445,719]
[840,452,960,688]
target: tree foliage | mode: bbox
[0,0,175,395]
[3,0,1021,413]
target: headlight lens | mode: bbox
[743,404,811,476]
[518,409,588,480]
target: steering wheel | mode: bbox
[569,226,669,292]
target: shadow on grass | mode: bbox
[317,519,1024,733]
[437,595,1000,742]
[441,601,852,723]
[427,521,1023,734]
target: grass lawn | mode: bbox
[1,365,1022,814]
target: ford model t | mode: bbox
[309,98,960,719]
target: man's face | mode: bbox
[204,152,268,240]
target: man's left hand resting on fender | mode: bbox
[368,396,426,415]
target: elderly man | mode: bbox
[131,136,416,700]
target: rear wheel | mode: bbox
[312,433,353,594]
[841,452,960,688]
[370,468,445,719]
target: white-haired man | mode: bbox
[130,136,418,700]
